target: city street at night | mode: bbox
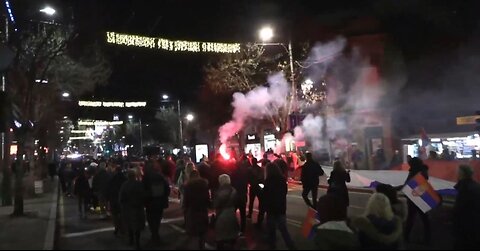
[56,184,454,250]
[1,0,480,250]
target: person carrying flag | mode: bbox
[403,157,431,244]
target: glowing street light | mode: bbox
[128,115,133,120]
[185,114,194,121]
[257,25,296,115]
[259,26,274,42]
[39,6,56,16]
[162,94,169,100]
[62,92,70,98]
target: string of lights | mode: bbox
[4,0,15,25]
[106,31,241,54]
[78,101,147,108]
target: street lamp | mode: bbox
[39,6,56,16]
[259,26,274,42]
[127,115,143,155]
[257,26,296,116]
[62,92,70,98]
[185,114,194,122]
[160,93,183,147]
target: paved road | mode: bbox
[56,183,454,250]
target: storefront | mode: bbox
[402,132,480,159]
[245,133,262,160]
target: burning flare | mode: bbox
[219,144,230,160]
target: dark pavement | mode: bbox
[56,183,454,250]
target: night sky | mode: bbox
[8,0,480,126]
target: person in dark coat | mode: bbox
[183,169,210,249]
[327,160,351,207]
[389,150,403,169]
[453,165,480,250]
[231,155,250,234]
[106,166,127,236]
[119,169,146,250]
[214,174,239,249]
[92,165,110,215]
[74,169,91,219]
[48,162,57,180]
[403,157,431,244]
[314,194,359,250]
[273,155,289,179]
[247,158,264,219]
[143,161,170,242]
[301,152,325,208]
[263,163,296,250]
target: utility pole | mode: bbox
[1,14,12,206]
[288,40,295,113]
[177,100,183,148]
[139,119,143,156]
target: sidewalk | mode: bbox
[0,177,59,250]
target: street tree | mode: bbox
[154,106,179,145]
[204,43,310,136]
[3,22,110,215]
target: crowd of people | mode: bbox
[57,152,297,250]
[55,149,480,250]
[302,154,480,250]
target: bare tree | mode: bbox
[155,106,180,145]
[204,43,310,133]
[4,22,110,215]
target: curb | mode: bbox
[43,177,59,250]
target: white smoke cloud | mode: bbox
[218,72,290,144]
[294,35,390,157]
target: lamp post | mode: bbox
[258,26,296,114]
[1,15,9,167]
[128,115,143,156]
[161,94,183,148]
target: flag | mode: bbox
[402,173,441,213]
[420,128,430,147]
[301,207,319,239]
[419,128,430,159]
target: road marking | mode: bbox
[169,224,186,234]
[63,227,114,238]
